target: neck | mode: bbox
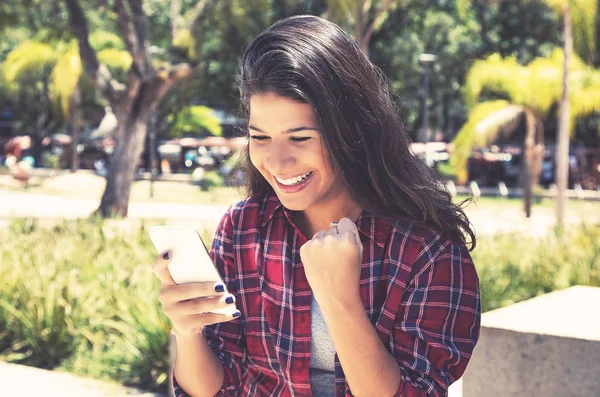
[295,195,363,238]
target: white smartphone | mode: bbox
[149,225,236,316]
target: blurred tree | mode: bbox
[63,0,221,217]
[459,0,597,226]
[169,106,222,138]
[2,42,62,164]
[371,0,562,139]
[452,49,600,216]
[2,31,131,171]
[324,0,404,55]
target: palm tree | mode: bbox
[3,33,130,171]
[452,49,600,217]
[458,0,597,226]
[3,41,63,165]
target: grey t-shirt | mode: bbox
[310,295,336,397]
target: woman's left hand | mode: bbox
[300,217,364,307]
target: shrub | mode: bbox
[0,218,176,393]
[199,170,224,191]
[472,224,600,312]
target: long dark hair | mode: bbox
[239,15,476,249]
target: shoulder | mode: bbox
[386,218,472,265]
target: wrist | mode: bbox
[318,290,364,316]
[173,328,205,341]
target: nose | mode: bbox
[266,140,295,174]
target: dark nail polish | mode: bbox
[232,310,241,318]
[225,296,234,304]
[163,252,170,260]
[214,284,225,293]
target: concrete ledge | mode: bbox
[0,362,164,397]
[462,286,600,397]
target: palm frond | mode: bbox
[571,0,597,62]
[50,44,83,118]
[569,67,600,135]
[451,100,516,184]
[465,49,587,117]
[3,41,56,87]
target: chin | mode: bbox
[275,194,312,211]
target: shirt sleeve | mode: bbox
[172,207,247,397]
[390,239,481,397]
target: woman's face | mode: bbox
[248,92,340,212]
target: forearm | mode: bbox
[320,296,401,397]
[173,330,225,397]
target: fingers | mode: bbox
[174,311,239,333]
[312,230,328,240]
[165,294,236,317]
[151,250,176,286]
[158,281,229,305]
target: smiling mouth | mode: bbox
[274,171,313,186]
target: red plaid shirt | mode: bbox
[173,193,480,397]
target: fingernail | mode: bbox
[214,284,225,293]
[225,295,234,304]
[232,310,241,318]
[163,251,170,260]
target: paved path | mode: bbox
[0,360,461,397]
[2,189,598,236]
[0,362,163,397]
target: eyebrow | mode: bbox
[248,125,319,134]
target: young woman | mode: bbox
[152,15,480,397]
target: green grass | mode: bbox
[0,173,245,206]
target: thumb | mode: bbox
[336,218,360,246]
[151,250,177,286]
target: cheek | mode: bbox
[248,144,266,170]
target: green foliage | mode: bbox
[458,50,600,165]
[50,44,83,118]
[473,223,600,312]
[42,152,61,169]
[169,105,223,138]
[199,170,225,191]
[97,48,133,72]
[450,100,512,183]
[3,41,56,88]
[0,218,176,392]
[464,49,583,116]
[89,31,126,52]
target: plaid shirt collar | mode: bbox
[258,192,392,248]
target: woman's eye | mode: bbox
[291,137,311,142]
[250,135,270,141]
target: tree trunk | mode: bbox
[523,110,535,217]
[70,84,83,172]
[556,4,572,227]
[98,112,149,217]
[522,110,545,218]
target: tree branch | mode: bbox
[113,0,142,74]
[186,0,217,31]
[127,0,152,77]
[170,0,181,42]
[63,0,124,103]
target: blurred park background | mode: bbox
[1,0,600,396]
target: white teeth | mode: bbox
[276,172,312,186]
